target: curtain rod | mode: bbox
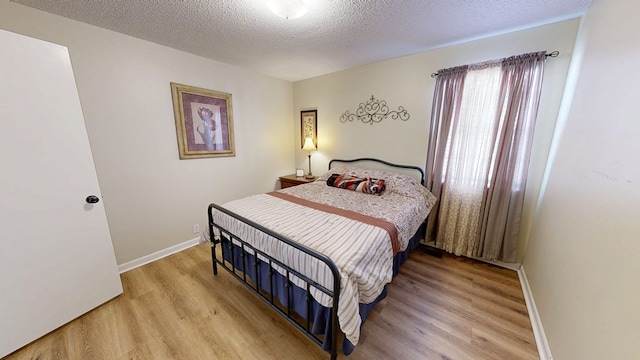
[430,50,559,78]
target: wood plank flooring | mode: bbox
[4,244,538,360]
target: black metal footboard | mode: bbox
[208,203,341,360]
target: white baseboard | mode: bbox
[518,266,553,360]
[421,241,521,270]
[117,237,201,273]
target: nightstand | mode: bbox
[279,174,317,189]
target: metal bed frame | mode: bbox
[207,158,425,359]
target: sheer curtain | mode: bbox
[424,65,467,245]
[425,52,546,262]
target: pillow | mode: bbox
[318,165,435,201]
[326,173,386,196]
[318,166,417,196]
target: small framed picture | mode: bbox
[296,169,304,177]
[170,82,235,159]
[300,109,317,148]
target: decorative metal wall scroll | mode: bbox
[340,95,410,125]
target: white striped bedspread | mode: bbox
[211,178,436,347]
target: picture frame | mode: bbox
[170,82,235,159]
[300,109,317,148]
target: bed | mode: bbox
[206,158,437,359]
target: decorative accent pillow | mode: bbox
[326,173,386,196]
[318,166,418,196]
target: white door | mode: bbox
[0,29,123,358]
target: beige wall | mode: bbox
[0,1,294,264]
[523,0,640,358]
[293,19,580,262]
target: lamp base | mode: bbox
[305,153,314,179]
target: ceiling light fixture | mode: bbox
[267,0,309,20]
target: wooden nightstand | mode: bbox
[279,174,317,189]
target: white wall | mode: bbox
[0,1,294,264]
[293,19,580,262]
[523,0,640,358]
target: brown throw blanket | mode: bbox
[268,191,399,255]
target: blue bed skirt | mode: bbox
[219,227,422,355]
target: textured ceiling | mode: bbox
[11,0,592,81]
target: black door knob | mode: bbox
[86,195,100,204]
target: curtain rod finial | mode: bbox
[546,51,559,58]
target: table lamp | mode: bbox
[302,137,316,179]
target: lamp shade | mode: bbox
[302,137,316,151]
[267,0,309,20]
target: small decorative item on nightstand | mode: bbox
[296,168,304,177]
[279,174,316,189]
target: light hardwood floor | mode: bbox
[4,244,538,360]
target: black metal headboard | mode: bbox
[328,158,425,184]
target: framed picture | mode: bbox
[300,109,317,148]
[170,82,235,159]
